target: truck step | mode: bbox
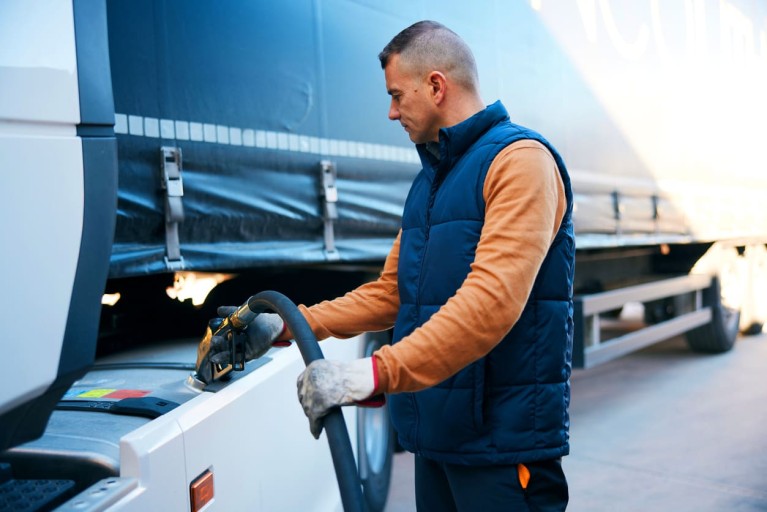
[0,473,75,512]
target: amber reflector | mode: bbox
[190,469,214,511]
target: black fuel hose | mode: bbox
[242,290,364,512]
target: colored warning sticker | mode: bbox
[104,389,150,399]
[62,389,84,399]
[76,389,117,398]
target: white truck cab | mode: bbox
[0,2,394,510]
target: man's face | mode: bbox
[384,54,439,144]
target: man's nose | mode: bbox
[388,102,399,121]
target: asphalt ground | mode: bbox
[384,333,767,511]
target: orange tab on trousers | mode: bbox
[517,463,531,490]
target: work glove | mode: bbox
[296,357,383,439]
[209,306,287,365]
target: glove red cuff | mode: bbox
[272,322,292,347]
[355,357,386,408]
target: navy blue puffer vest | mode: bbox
[389,101,574,465]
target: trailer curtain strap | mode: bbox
[319,160,340,261]
[161,146,185,270]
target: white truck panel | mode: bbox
[0,0,80,125]
[0,0,83,417]
[0,135,83,416]
[111,337,360,511]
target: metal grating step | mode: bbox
[0,478,75,512]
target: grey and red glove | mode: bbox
[296,357,385,439]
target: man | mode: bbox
[213,20,574,511]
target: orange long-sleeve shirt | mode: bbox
[294,139,566,394]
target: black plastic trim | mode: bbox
[73,0,115,127]
[58,137,118,379]
[57,397,180,419]
[76,124,116,138]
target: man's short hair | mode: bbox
[378,20,479,91]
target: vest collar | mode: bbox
[416,100,510,172]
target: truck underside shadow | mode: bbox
[98,266,377,358]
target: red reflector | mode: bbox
[190,469,214,511]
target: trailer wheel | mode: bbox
[686,277,740,353]
[742,322,764,336]
[357,332,395,512]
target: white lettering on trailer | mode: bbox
[551,0,767,67]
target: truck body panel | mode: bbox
[107,0,416,276]
[105,0,767,278]
[0,0,117,463]
[107,338,358,510]
[0,0,83,418]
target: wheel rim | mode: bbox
[361,404,389,474]
[722,305,740,336]
[360,338,390,476]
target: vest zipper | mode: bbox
[416,172,442,309]
[412,174,440,454]
[409,392,421,454]
[413,153,449,452]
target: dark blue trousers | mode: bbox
[415,456,568,511]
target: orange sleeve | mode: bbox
[290,231,402,340]
[373,140,566,393]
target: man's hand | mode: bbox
[209,306,285,365]
[296,357,377,439]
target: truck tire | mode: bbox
[358,332,395,512]
[686,277,740,353]
[739,244,767,333]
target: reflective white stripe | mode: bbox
[160,119,174,139]
[144,117,159,138]
[113,113,420,164]
[128,115,143,136]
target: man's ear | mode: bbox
[427,71,447,105]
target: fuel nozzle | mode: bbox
[190,302,257,388]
